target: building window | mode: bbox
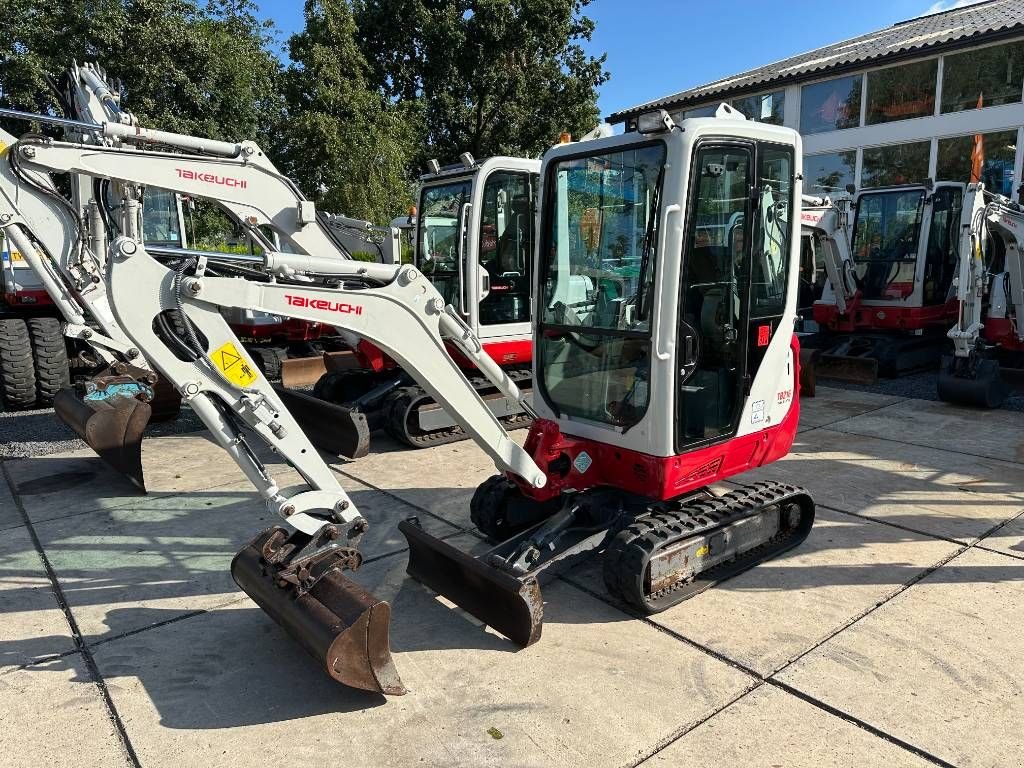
[732,91,785,125]
[937,129,1019,198]
[861,141,930,187]
[941,40,1024,113]
[800,74,862,134]
[804,151,857,195]
[866,59,937,125]
[683,104,718,119]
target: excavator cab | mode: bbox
[307,156,541,456]
[415,156,538,359]
[807,182,965,381]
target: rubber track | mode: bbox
[0,318,37,409]
[603,481,814,613]
[385,367,533,449]
[28,317,70,407]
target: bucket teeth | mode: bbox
[231,527,406,696]
[399,517,544,648]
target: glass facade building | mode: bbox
[618,25,1024,203]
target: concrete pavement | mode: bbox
[0,386,1022,767]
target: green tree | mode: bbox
[279,0,417,224]
[0,0,282,145]
[353,0,608,166]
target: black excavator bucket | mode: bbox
[399,517,544,647]
[273,385,371,459]
[53,365,159,491]
[937,355,1011,409]
[231,527,406,695]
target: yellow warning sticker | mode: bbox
[0,140,7,158]
[210,341,259,387]
[10,251,23,262]
[695,545,710,558]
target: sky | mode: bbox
[254,0,983,120]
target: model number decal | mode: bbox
[285,294,364,315]
[777,389,792,404]
[175,168,248,189]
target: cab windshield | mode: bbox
[852,189,925,301]
[142,188,183,247]
[538,142,666,428]
[417,178,471,308]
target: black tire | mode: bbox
[0,318,38,410]
[27,317,70,407]
[248,346,283,381]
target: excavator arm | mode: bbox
[7,122,547,695]
[800,193,859,315]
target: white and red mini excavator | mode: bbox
[4,100,813,696]
[939,183,1024,407]
[800,181,965,382]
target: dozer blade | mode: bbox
[53,381,152,492]
[814,353,879,384]
[798,347,817,398]
[272,385,371,458]
[231,527,406,695]
[399,517,543,648]
[280,355,329,389]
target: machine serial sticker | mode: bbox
[573,451,593,474]
[210,341,259,387]
[751,399,766,424]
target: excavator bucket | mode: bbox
[272,385,372,459]
[937,355,1011,409]
[53,367,158,491]
[231,527,406,695]
[399,517,544,648]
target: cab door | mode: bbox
[469,164,538,352]
[676,143,754,447]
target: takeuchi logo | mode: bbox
[285,294,363,315]
[175,168,248,188]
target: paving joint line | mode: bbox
[11,528,471,661]
[560,537,969,768]
[820,424,1024,468]
[801,395,911,433]
[765,679,957,767]
[331,465,475,536]
[621,684,763,768]
[1,462,142,768]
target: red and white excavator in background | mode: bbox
[939,183,1024,407]
[799,181,965,383]
[308,154,541,455]
[4,100,814,696]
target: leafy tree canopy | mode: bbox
[354,0,608,167]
